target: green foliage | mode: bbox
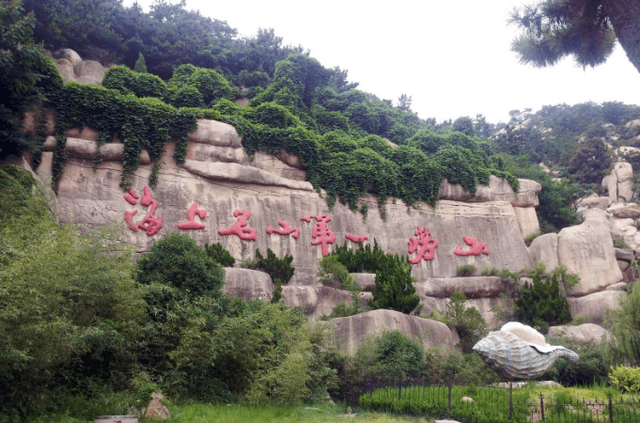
[567,136,612,184]
[0,0,63,159]
[605,279,640,366]
[510,0,616,69]
[168,64,236,107]
[609,366,640,394]
[0,163,51,233]
[456,264,476,277]
[204,241,236,267]
[445,291,488,353]
[524,230,542,246]
[133,52,147,73]
[543,338,608,386]
[374,330,425,380]
[516,263,576,331]
[103,64,167,99]
[0,191,144,413]
[317,255,363,316]
[254,248,295,286]
[136,232,225,297]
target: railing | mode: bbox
[359,377,640,422]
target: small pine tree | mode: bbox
[134,52,147,73]
[369,254,419,314]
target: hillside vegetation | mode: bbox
[4,0,640,420]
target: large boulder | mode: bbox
[439,176,540,207]
[557,218,623,297]
[330,309,457,354]
[415,276,504,299]
[187,119,243,148]
[602,162,634,203]
[529,233,559,270]
[223,268,273,301]
[568,291,624,325]
[282,285,353,318]
[547,323,611,344]
[513,206,540,237]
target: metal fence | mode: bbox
[360,377,640,422]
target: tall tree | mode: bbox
[510,0,640,74]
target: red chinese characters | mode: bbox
[345,233,368,244]
[454,235,490,256]
[266,221,299,239]
[407,226,439,264]
[123,186,163,236]
[301,215,336,257]
[219,209,257,241]
[178,203,207,230]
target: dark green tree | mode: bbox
[136,232,225,297]
[510,1,640,73]
[134,52,147,73]
[374,330,424,380]
[0,0,63,159]
[397,94,413,113]
[567,135,611,184]
[369,254,419,314]
[444,291,487,353]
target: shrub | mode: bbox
[369,254,419,314]
[374,330,425,380]
[136,232,225,297]
[204,241,236,267]
[543,338,608,386]
[456,264,476,276]
[318,255,363,315]
[524,230,541,246]
[605,278,640,365]
[445,290,487,353]
[609,365,640,393]
[515,263,578,331]
[254,248,295,285]
[481,265,500,276]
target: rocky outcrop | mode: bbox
[557,218,623,297]
[568,291,624,325]
[547,323,611,344]
[330,309,457,354]
[223,268,274,302]
[529,233,559,270]
[602,162,634,203]
[53,49,106,85]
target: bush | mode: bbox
[374,330,425,380]
[609,366,640,393]
[204,241,236,267]
[543,338,608,386]
[318,255,363,315]
[254,247,295,285]
[606,279,640,366]
[445,291,487,353]
[456,264,476,276]
[136,232,225,297]
[524,230,541,246]
[515,263,577,331]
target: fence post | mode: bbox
[540,392,545,422]
[609,392,614,423]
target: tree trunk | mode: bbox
[603,0,640,74]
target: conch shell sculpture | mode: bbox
[473,322,579,380]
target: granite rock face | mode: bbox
[330,309,457,355]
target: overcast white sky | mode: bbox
[124,0,640,124]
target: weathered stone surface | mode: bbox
[53,48,82,66]
[75,60,106,85]
[330,309,457,354]
[612,204,640,219]
[43,136,57,151]
[557,218,623,297]
[66,138,125,161]
[35,152,54,179]
[276,148,304,169]
[439,176,540,207]
[513,206,540,237]
[415,277,504,299]
[351,273,376,292]
[529,233,559,270]
[282,285,353,318]
[604,162,635,203]
[139,149,151,165]
[186,142,249,164]
[250,151,308,181]
[547,323,611,344]
[187,119,243,147]
[615,248,635,262]
[140,392,170,420]
[568,291,624,325]
[66,126,99,141]
[618,260,630,272]
[513,179,542,208]
[223,268,273,301]
[182,159,314,191]
[54,58,76,83]
[576,195,611,211]
[606,282,628,291]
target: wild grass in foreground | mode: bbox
[164,402,433,423]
